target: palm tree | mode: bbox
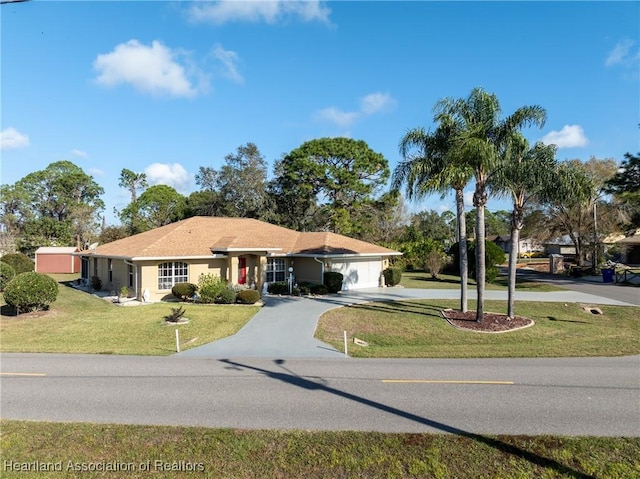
[435,88,546,322]
[492,134,557,318]
[393,121,473,312]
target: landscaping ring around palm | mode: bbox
[441,309,534,333]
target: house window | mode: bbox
[158,262,188,290]
[266,258,286,282]
[128,264,134,288]
[108,259,113,283]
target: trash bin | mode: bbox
[602,268,614,283]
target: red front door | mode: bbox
[238,257,247,285]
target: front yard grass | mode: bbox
[1,420,638,479]
[400,270,564,292]
[316,299,640,358]
[0,278,259,355]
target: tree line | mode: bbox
[1,88,638,320]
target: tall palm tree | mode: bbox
[492,134,557,318]
[435,88,546,322]
[393,121,473,312]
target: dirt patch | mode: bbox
[441,309,534,333]
[0,307,57,320]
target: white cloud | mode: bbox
[212,43,244,84]
[93,40,207,98]
[540,125,589,149]
[144,163,192,192]
[71,149,88,158]
[315,91,397,128]
[605,39,639,67]
[314,107,359,128]
[188,1,331,25]
[360,92,396,115]
[1,127,29,150]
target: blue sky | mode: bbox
[2,1,638,225]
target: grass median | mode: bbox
[1,420,638,479]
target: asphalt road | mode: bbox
[2,353,639,436]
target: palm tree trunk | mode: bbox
[455,188,468,313]
[474,188,486,323]
[507,222,520,319]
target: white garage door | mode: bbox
[330,257,382,290]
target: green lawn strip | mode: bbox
[400,271,565,292]
[1,421,637,479]
[316,299,640,358]
[0,281,259,355]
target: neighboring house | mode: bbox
[518,238,544,256]
[617,234,640,265]
[543,236,577,257]
[77,217,401,302]
[487,235,511,253]
[35,247,81,274]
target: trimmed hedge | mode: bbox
[383,267,402,286]
[1,261,16,291]
[171,282,198,301]
[237,289,261,304]
[323,271,344,293]
[3,272,59,314]
[1,253,34,274]
[215,287,236,304]
[267,282,289,295]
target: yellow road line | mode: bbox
[0,372,46,377]
[382,379,513,385]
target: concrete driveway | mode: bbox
[176,286,637,359]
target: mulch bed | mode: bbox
[442,309,534,333]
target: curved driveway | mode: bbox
[177,287,637,359]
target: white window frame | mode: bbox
[266,258,286,282]
[158,262,188,290]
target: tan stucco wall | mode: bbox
[291,258,324,285]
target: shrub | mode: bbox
[237,289,261,304]
[297,282,314,295]
[311,284,328,295]
[1,253,34,274]
[323,271,344,293]
[3,272,59,314]
[1,261,16,291]
[197,274,227,304]
[171,282,198,301]
[425,251,449,279]
[267,281,289,295]
[449,240,506,283]
[90,275,102,291]
[164,306,186,323]
[383,267,402,287]
[215,287,236,304]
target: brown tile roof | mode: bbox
[83,217,399,259]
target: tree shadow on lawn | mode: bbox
[220,358,594,479]
[343,300,445,318]
[547,316,590,324]
[405,274,469,286]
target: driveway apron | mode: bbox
[175,287,635,359]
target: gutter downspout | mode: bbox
[124,259,139,300]
[313,256,325,284]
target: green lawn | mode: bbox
[316,299,640,358]
[0,277,259,355]
[2,421,638,479]
[400,270,564,292]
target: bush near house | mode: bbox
[1,262,16,291]
[383,267,403,286]
[197,274,228,304]
[3,272,58,314]
[1,253,34,274]
[171,282,198,301]
[236,289,260,304]
[267,282,289,295]
[216,287,237,304]
[323,271,344,293]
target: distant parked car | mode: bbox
[520,251,545,258]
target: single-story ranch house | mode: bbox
[78,216,401,302]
